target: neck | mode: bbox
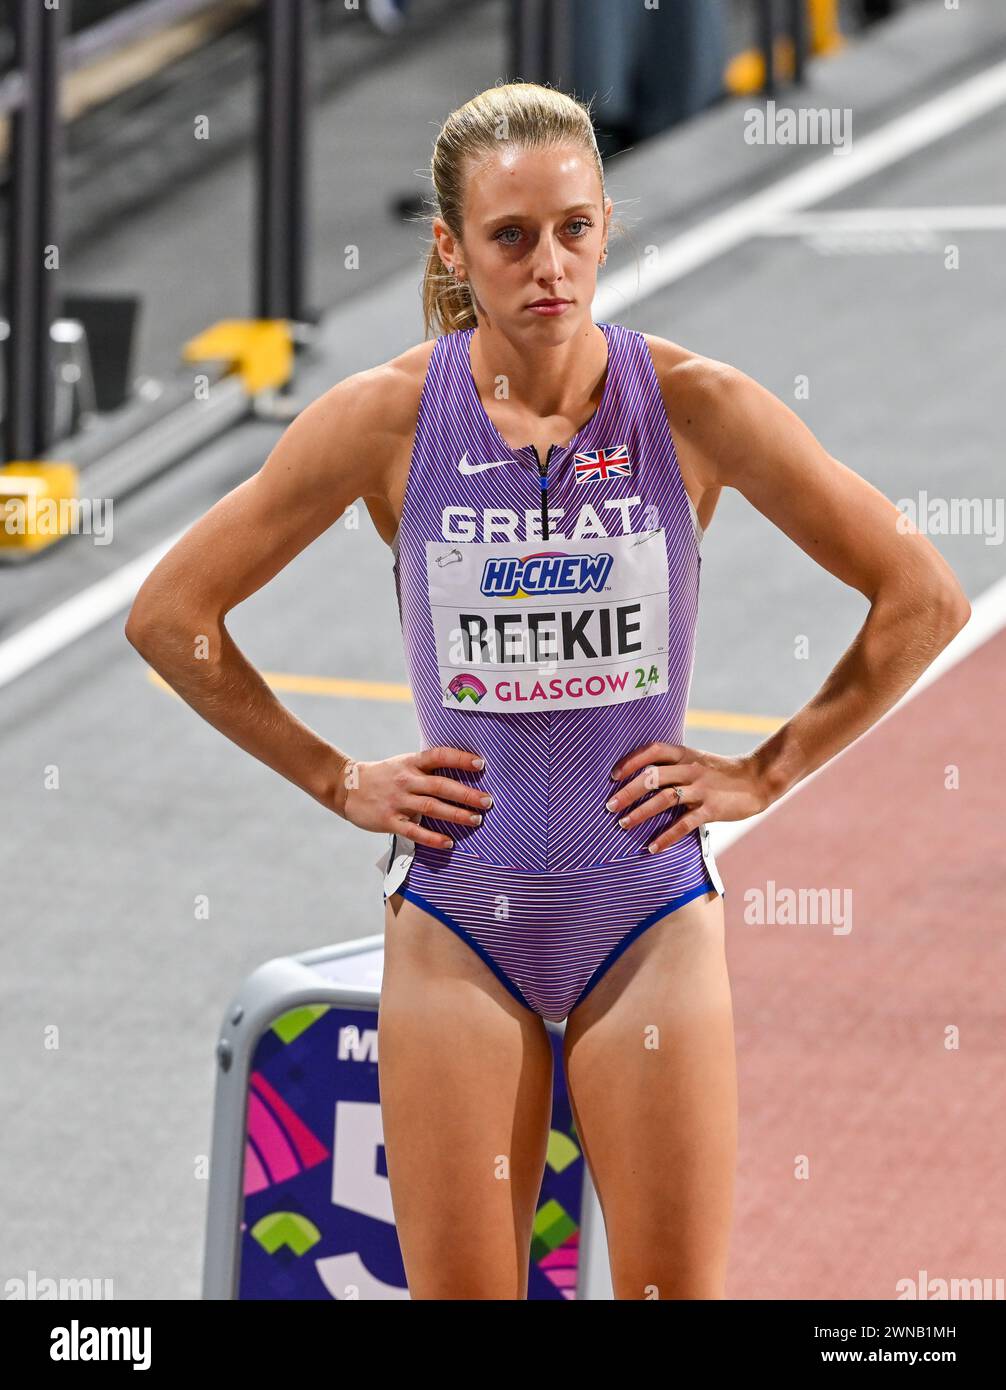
[469,318,608,423]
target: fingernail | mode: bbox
[472,756,485,769]
[610,767,620,779]
[469,812,482,825]
[606,797,618,812]
[480,794,493,807]
[619,816,631,829]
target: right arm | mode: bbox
[123,358,488,847]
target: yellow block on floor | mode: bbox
[182,319,294,394]
[0,462,80,553]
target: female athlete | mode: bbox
[125,82,970,1300]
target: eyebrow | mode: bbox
[484,203,596,224]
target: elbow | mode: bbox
[124,603,151,653]
[125,596,223,655]
[939,581,972,631]
[939,584,971,638]
[124,592,170,654]
[878,577,970,647]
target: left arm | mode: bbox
[609,353,971,849]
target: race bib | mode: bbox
[426,530,670,714]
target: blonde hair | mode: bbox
[420,81,612,338]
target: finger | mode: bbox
[615,781,698,829]
[606,762,695,816]
[409,773,493,811]
[402,793,486,828]
[610,742,686,782]
[647,811,704,854]
[389,813,455,850]
[413,746,485,774]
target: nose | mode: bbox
[532,233,563,287]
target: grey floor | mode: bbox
[3,0,1005,1298]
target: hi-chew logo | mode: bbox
[481,549,614,599]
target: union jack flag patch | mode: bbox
[573,444,632,483]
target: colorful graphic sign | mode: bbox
[238,1006,585,1299]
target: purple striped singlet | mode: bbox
[376,320,725,1022]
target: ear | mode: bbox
[431,215,459,271]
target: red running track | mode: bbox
[722,625,1006,1300]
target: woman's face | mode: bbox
[438,142,612,334]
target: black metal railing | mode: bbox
[2,0,313,461]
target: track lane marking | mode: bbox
[594,57,1006,317]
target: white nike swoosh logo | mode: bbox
[458,453,512,475]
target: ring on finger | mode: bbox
[619,782,684,828]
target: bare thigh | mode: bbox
[563,888,737,1299]
[378,890,554,1299]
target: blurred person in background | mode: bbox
[571,0,728,156]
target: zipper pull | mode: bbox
[533,444,558,541]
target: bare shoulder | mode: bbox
[260,336,435,555]
[641,332,739,495]
[124,338,439,631]
[640,333,970,617]
[349,336,436,439]
[641,332,735,395]
[303,336,435,501]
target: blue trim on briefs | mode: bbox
[394,886,539,1018]
[568,878,720,1016]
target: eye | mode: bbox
[568,216,594,236]
[493,226,522,245]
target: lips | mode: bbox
[528,299,570,307]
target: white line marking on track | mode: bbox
[0,529,184,689]
[758,207,1006,233]
[594,57,1006,317]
